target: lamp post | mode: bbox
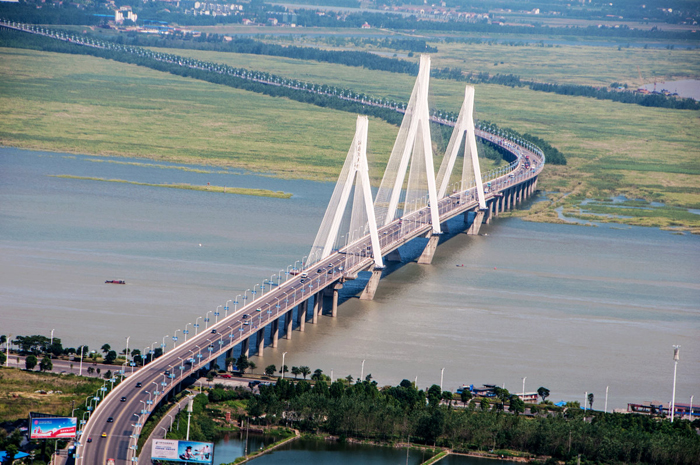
[281,352,287,379]
[194,317,201,335]
[522,377,527,398]
[604,386,609,413]
[204,311,212,330]
[50,329,54,358]
[173,330,180,349]
[79,345,85,376]
[234,295,241,312]
[215,305,222,324]
[184,323,191,342]
[671,345,680,422]
[361,359,365,382]
[441,368,445,392]
[690,395,694,421]
[161,335,169,355]
[224,301,231,318]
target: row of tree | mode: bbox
[202,376,700,465]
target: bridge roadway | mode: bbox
[79,135,542,464]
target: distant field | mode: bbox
[0,47,400,181]
[2,45,699,230]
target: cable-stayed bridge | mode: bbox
[68,55,543,465]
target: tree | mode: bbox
[460,390,472,406]
[588,392,595,411]
[248,361,256,374]
[87,366,95,375]
[25,354,38,370]
[101,343,111,354]
[299,366,310,379]
[39,355,53,372]
[279,364,288,376]
[265,365,277,377]
[104,370,112,379]
[345,374,354,384]
[364,373,372,383]
[509,395,525,415]
[104,350,117,364]
[236,355,250,374]
[311,368,323,381]
[0,352,5,365]
[537,386,550,403]
[442,391,453,406]
[291,366,300,379]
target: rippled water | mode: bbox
[1,147,698,412]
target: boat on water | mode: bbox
[105,279,126,284]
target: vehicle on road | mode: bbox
[107,459,115,465]
[120,396,127,402]
[101,432,107,438]
[256,307,262,312]
[107,417,113,423]
[211,329,217,334]
[135,382,142,388]
[220,374,232,378]
[317,268,322,273]
[87,438,92,443]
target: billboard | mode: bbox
[29,417,77,439]
[152,439,214,464]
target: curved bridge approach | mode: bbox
[76,56,543,465]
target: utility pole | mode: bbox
[671,345,680,421]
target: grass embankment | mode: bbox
[0,367,103,421]
[49,175,293,199]
[1,44,698,230]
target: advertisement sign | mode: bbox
[29,417,77,439]
[152,439,214,464]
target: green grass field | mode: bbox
[1,43,699,230]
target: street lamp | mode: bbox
[204,311,212,330]
[224,301,231,318]
[361,359,365,382]
[194,317,201,335]
[522,377,527,398]
[173,330,180,349]
[50,329,54,358]
[441,368,445,392]
[184,323,191,342]
[215,305,222,324]
[281,352,287,379]
[234,295,241,312]
[79,345,85,376]
[161,335,169,355]
[671,345,680,421]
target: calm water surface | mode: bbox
[1,148,698,412]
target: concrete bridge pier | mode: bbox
[417,233,440,265]
[256,328,265,356]
[285,309,293,339]
[331,282,343,317]
[467,208,486,235]
[360,265,383,300]
[240,338,249,359]
[312,294,320,324]
[271,319,279,348]
[385,249,402,262]
[225,347,234,360]
[296,301,307,332]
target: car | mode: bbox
[300,272,308,278]
[243,321,250,326]
[107,459,115,465]
[107,417,113,423]
[300,279,305,283]
[87,437,92,443]
[220,374,232,379]
[338,266,344,271]
[120,396,127,402]
[317,268,322,273]
[256,307,262,312]
[164,370,170,376]
[135,382,142,388]
[210,329,217,334]
[327,269,334,274]
[327,263,333,268]
[242,314,249,319]
[101,432,107,438]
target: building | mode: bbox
[628,401,699,419]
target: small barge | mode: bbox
[105,279,126,284]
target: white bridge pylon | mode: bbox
[308,116,384,269]
[436,86,487,209]
[373,55,442,235]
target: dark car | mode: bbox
[211,329,217,334]
[317,268,322,273]
[86,437,92,443]
[107,417,113,423]
[135,382,142,388]
[120,396,127,402]
[242,314,250,319]
[164,370,170,376]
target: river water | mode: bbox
[1,147,698,413]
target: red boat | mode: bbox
[105,280,126,284]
